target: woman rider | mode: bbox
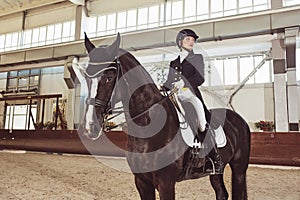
[162,29,223,174]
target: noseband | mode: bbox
[85,97,109,110]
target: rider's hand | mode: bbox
[173,79,184,90]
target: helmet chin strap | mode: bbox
[181,46,192,52]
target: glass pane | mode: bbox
[23,30,32,45]
[29,76,39,85]
[224,0,237,10]
[47,25,55,41]
[98,15,107,32]
[14,105,27,114]
[255,58,270,83]
[9,71,18,77]
[13,116,27,129]
[138,8,148,25]
[31,69,40,75]
[0,72,7,79]
[11,32,19,48]
[197,0,209,15]
[8,78,18,87]
[165,2,172,24]
[5,34,12,47]
[117,12,127,28]
[39,27,46,43]
[88,17,97,34]
[211,59,224,86]
[107,13,116,30]
[254,0,268,5]
[224,58,238,85]
[127,10,137,27]
[19,77,29,86]
[240,56,254,84]
[5,106,13,129]
[172,1,183,20]
[54,23,62,39]
[0,35,5,49]
[19,70,29,76]
[32,28,39,43]
[211,0,223,12]
[185,0,196,17]
[239,0,252,7]
[62,21,71,37]
[70,21,75,37]
[284,0,300,6]
[149,5,159,23]
[28,106,37,130]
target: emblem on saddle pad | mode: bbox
[176,109,227,148]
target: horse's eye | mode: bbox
[106,77,113,82]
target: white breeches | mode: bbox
[177,88,207,132]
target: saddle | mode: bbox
[166,91,227,180]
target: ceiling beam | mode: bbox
[0,0,66,17]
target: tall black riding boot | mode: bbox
[205,125,224,174]
[208,143,224,174]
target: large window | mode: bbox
[0,69,41,130]
[86,0,271,38]
[136,52,272,87]
[209,54,273,86]
[5,104,37,130]
[283,0,300,6]
[0,21,75,52]
[7,69,40,93]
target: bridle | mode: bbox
[83,56,178,140]
[83,57,121,139]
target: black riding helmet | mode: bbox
[176,29,199,48]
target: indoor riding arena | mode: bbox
[0,0,299,200]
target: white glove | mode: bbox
[173,79,184,89]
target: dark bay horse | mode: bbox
[80,33,251,200]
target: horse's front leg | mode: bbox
[209,174,229,200]
[157,181,176,200]
[135,176,156,200]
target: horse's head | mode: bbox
[80,33,121,140]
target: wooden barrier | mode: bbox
[250,131,300,166]
[0,130,299,166]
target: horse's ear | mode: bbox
[107,32,120,55]
[84,32,95,53]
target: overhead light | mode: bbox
[69,0,85,5]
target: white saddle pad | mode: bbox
[177,110,227,148]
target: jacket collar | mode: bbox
[177,50,195,63]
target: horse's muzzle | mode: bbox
[78,121,103,140]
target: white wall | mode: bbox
[203,83,275,131]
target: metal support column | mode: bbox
[285,27,300,131]
[272,36,288,132]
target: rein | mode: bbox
[83,56,181,135]
[103,88,180,131]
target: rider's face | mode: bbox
[181,36,195,51]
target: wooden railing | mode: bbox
[0,130,299,166]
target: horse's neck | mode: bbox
[118,52,163,115]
